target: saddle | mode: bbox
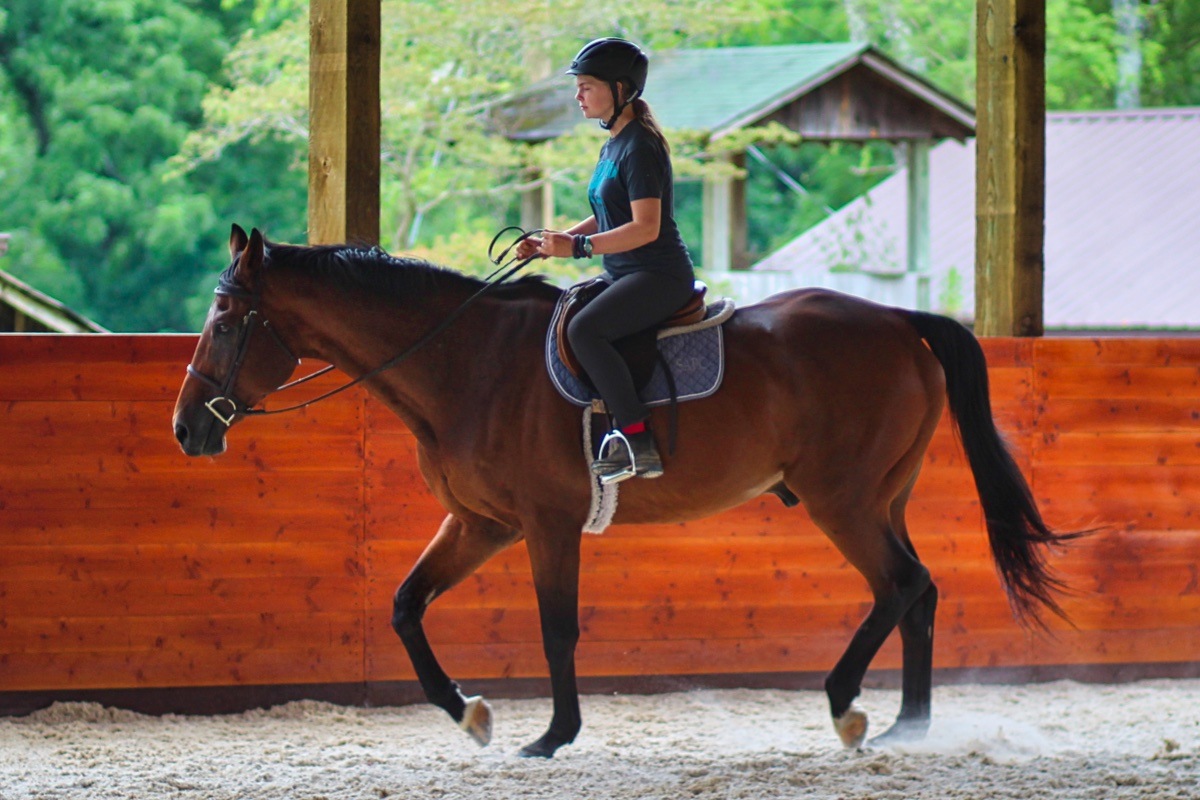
[550,277,710,393]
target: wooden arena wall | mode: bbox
[1,335,1198,697]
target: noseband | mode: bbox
[187,228,544,428]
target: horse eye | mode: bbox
[215,322,233,336]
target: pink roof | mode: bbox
[754,107,1200,329]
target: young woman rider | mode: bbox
[517,38,696,483]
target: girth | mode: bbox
[550,277,708,392]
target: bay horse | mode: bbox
[173,225,1078,758]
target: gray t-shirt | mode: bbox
[587,120,695,282]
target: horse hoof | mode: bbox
[869,718,930,748]
[459,695,492,747]
[518,731,570,759]
[834,703,869,749]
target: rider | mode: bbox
[518,38,696,482]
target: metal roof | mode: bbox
[489,42,973,141]
[753,107,1200,330]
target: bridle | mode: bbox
[186,228,544,427]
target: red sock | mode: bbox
[621,421,647,435]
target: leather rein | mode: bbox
[187,227,544,427]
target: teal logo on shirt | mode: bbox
[588,159,619,206]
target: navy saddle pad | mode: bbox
[546,299,734,409]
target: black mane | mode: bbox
[260,241,562,303]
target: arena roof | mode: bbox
[488,42,974,142]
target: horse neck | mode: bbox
[261,264,548,439]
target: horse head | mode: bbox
[173,224,300,456]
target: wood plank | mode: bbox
[0,577,363,618]
[1036,365,1200,400]
[0,646,365,691]
[1036,397,1200,432]
[0,470,363,511]
[978,338,1033,366]
[0,505,361,547]
[1,612,362,654]
[0,543,363,582]
[1035,431,1200,467]
[0,334,196,365]
[1033,464,1200,505]
[1033,338,1200,367]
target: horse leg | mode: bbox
[814,508,931,748]
[391,512,520,746]
[517,521,583,758]
[871,478,939,745]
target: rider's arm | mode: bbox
[587,197,660,255]
[566,217,599,236]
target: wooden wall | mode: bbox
[1,335,1198,698]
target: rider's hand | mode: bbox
[538,231,575,259]
[515,236,544,260]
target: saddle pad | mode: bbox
[546,298,735,409]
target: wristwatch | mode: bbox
[582,235,594,258]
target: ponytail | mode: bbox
[632,98,670,155]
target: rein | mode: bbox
[188,227,544,426]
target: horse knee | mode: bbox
[900,565,932,604]
[391,583,429,638]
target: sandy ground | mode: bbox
[1,680,1198,799]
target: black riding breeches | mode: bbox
[566,270,695,428]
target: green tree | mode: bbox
[180,0,778,275]
[0,0,303,331]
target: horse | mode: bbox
[173,225,1080,758]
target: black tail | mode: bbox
[906,311,1085,626]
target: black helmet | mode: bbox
[566,38,649,129]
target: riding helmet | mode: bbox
[566,38,649,128]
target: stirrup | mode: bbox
[593,429,638,485]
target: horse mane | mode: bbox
[260,241,563,303]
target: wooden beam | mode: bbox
[308,0,380,245]
[975,0,1045,335]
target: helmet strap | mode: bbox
[599,80,641,131]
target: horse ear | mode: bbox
[229,224,249,261]
[233,227,266,288]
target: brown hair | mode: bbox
[631,97,670,155]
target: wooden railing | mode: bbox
[1,335,1197,695]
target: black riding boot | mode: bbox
[591,429,664,484]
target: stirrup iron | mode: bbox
[594,429,637,485]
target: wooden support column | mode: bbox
[520,171,554,232]
[906,140,932,311]
[308,0,380,245]
[975,0,1045,335]
[702,152,748,271]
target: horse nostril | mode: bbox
[174,423,189,447]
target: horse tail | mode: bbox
[905,311,1085,627]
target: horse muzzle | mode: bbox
[173,405,229,457]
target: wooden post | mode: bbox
[729,152,749,270]
[308,0,380,245]
[702,153,748,271]
[906,141,931,274]
[520,172,554,232]
[975,0,1045,335]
